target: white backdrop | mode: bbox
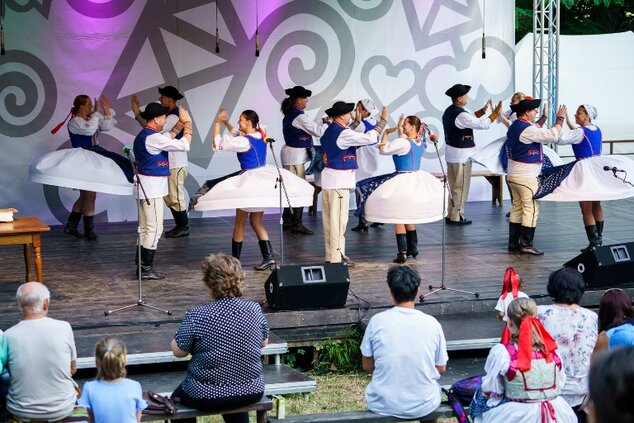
[0,0,515,225]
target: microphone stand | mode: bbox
[267,138,293,266]
[607,168,634,189]
[105,149,172,316]
[421,140,479,301]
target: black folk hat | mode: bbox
[158,85,184,100]
[285,85,312,98]
[445,84,471,98]
[140,102,170,121]
[510,98,542,115]
[325,101,355,117]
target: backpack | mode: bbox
[142,391,178,415]
[443,374,483,423]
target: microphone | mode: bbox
[122,146,133,156]
[603,166,625,173]
[265,137,276,143]
[429,134,438,143]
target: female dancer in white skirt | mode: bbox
[356,115,445,263]
[29,95,131,240]
[190,108,313,270]
[539,104,634,251]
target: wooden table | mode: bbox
[0,216,51,282]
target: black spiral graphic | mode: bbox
[66,0,134,19]
[265,1,355,108]
[337,0,393,21]
[0,50,57,137]
[4,0,52,17]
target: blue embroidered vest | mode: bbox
[321,123,358,170]
[392,139,425,172]
[507,120,543,164]
[572,126,602,159]
[283,107,313,148]
[134,128,170,176]
[442,105,475,148]
[237,134,267,170]
[69,132,93,148]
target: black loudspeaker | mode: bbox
[564,242,634,288]
[265,263,350,310]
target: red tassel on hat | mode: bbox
[516,316,557,372]
[50,109,73,134]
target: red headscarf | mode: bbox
[500,268,520,300]
[516,316,558,372]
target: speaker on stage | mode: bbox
[564,242,634,289]
[265,263,350,310]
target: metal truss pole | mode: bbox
[532,0,560,127]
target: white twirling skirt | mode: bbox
[29,148,133,195]
[363,171,446,224]
[538,155,634,201]
[471,137,563,175]
[193,165,314,211]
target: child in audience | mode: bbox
[495,268,528,321]
[78,337,147,423]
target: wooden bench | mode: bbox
[267,403,457,422]
[430,170,504,206]
[141,396,272,423]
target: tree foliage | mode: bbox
[516,0,634,41]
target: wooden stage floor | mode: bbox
[1,199,633,356]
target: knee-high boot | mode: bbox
[64,211,84,238]
[254,240,276,271]
[520,226,543,256]
[83,215,98,241]
[406,230,418,258]
[291,208,313,235]
[393,234,407,263]
[508,222,521,252]
[139,247,166,280]
[231,239,243,259]
[581,225,601,253]
[596,220,604,245]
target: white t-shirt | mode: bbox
[360,307,448,419]
[5,317,78,421]
[494,291,529,321]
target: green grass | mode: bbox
[198,373,457,422]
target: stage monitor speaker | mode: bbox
[564,242,634,289]
[265,263,350,310]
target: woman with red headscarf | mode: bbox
[473,297,576,423]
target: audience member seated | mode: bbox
[537,268,597,420]
[170,253,269,423]
[473,297,576,423]
[588,346,634,423]
[360,266,448,421]
[0,327,8,398]
[4,282,83,422]
[592,288,634,356]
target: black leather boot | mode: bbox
[231,239,243,259]
[64,211,84,238]
[291,208,313,235]
[139,247,165,280]
[164,208,179,237]
[254,240,276,271]
[351,216,369,232]
[508,222,521,252]
[282,208,292,230]
[581,225,601,252]
[596,220,604,245]
[393,234,407,263]
[83,215,98,241]
[520,226,543,256]
[406,230,418,258]
[166,211,190,238]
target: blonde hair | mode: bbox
[507,297,547,352]
[201,253,245,299]
[94,337,127,380]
